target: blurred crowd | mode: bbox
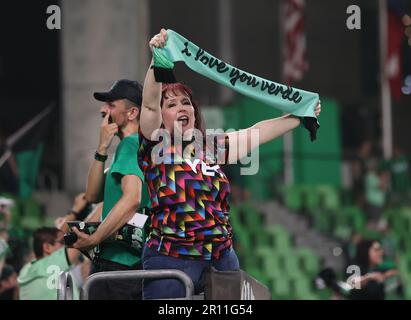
[0,192,94,300]
[351,141,410,228]
[337,141,411,299]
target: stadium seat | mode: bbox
[283,185,306,212]
[245,267,271,289]
[271,276,291,299]
[283,254,301,276]
[20,215,44,231]
[265,225,293,252]
[305,187,321,214]
[317,185,340,211]
[229,205,242,228]
[243,206,265,232]
[296,248,321,277]
[295,280,314,299]
[233,228,252,255]
[312,210,332,233]
[24,198,43,218]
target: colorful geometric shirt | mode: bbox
[138,129,233,260]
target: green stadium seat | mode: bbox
[264,225,293,253]
[351,212,366,233]
[254,247,285,279]
[306,187,321,214]
[383,208,398,227]
[255,246,275,257]
[229,205,242,228]
[237,205,265,235]
[312,210,332,233]
[19,198,43,222]
[283,254,301,276]
[399,208,411,232]
[233,229,252,254]
[292,276,316,300]
[283,185,306,212]
[43,216,56,228]
[238,253,258,270]
[296,248,321,277]
[400,207,411,218]
[245,267,271,289]
[271,276,291,299]
[317,185,340,211]
[335,206,366,233]
[401,276,411,300]
[253,230,270,247]
[20,215,44,231]
[257,254,282,274]
[391,215,408,236]
[333,224,352,241]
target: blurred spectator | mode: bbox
[17,227,83,300]
[1,197,27,273]
[352,141,373,207]
[0,265,18,300]
[0,238,9,281]
[349,239,398,300]
[343,232,363,268]
[378,221,398,268]
[388,0,411,26]
[17,192,90,299]
[388,146,410,206]
[0,197,21,300]
[364,159,389,230]
[0,199,12,242]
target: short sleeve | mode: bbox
[137,127,167,171]
[110,137,144,182]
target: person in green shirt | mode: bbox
[71,80,149,300]
[17,227,83,300]
[364,159,389,230]
[17,193,91,300]
[389,146,410,206]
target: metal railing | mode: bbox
[57,271,74,300]
[58,269,195,300]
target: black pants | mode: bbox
[88,259,143,300]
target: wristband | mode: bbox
[94,151,108,162]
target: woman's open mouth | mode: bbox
[177,115,189,127]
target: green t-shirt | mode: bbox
[389,155,410,192]
[17,247,79,300]
[98,133,149,267]
[365,172,386,207]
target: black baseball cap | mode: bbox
[93,79,143,106]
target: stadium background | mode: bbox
[0,0,411,299]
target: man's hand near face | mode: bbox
[98,112,118,155]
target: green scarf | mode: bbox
[153,29,320,140]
